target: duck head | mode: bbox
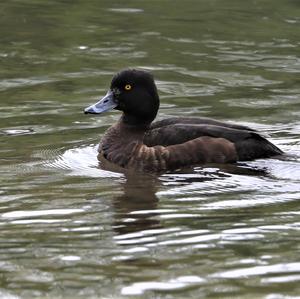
[84,69,160,126]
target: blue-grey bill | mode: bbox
[84,90,117,114]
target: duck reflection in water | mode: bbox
[99,156,161,235]
[99,156,268,236]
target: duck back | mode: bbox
[144,122,282,161]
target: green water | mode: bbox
[1,0,300,298]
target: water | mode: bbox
[1,0,300,298]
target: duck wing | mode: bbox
[144,123,282,161]
[150,117,255,131]
[126,136,238,172]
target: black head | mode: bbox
[84,69,160,126]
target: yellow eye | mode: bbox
[124,84,132,91]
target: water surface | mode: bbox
[1,0,300,298]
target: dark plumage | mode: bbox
[84,69,283,172]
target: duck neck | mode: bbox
[121,113,153,131]
[100,117,148,152]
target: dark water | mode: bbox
[1,0,300,298]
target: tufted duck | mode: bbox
[84,69,282,172]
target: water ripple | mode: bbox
[108,8,144,13]
[122,275,205,295]
[213,262,300,278]
[42,145,122,178]
[0,77,55,91]
[2,208,84,219]
[178,69,281,87]
[157,80,224,97]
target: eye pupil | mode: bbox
[125,84,132,91]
